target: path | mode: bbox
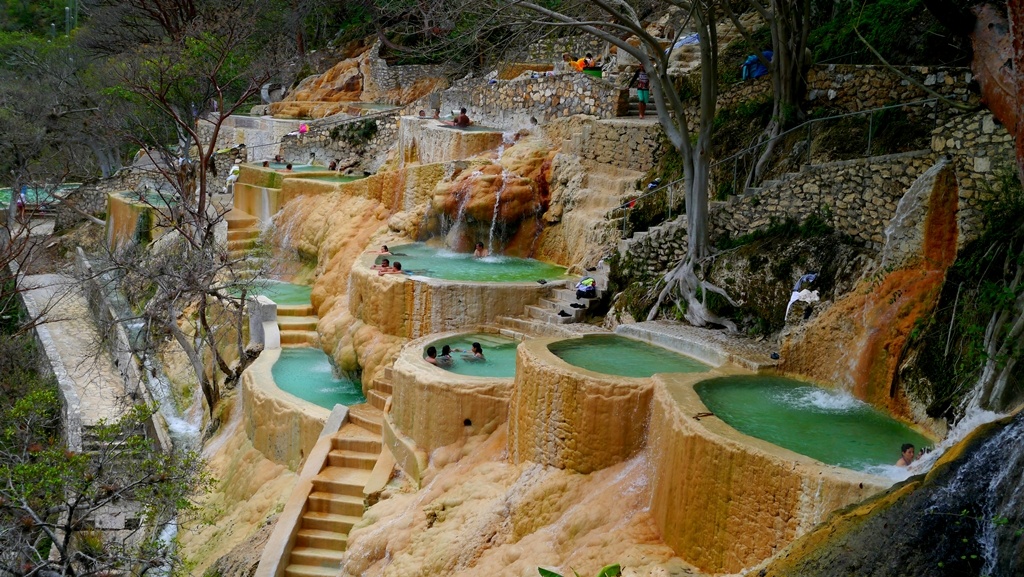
[21,273,129,426]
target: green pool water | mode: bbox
[272,348,365,409]
[695,375,933,472]
[266,163,321,172]
[250,280,311,305]
[547,334,710,377]
[426,333,518,378]
[382,243,568,282]
[0,184,78,206]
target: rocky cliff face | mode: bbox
[761,412,1024,577]
[780,159,960,421]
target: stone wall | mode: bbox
[716,64,977,115]
[432,72,628,132]
[619,111,1013,277]
[546,115,664,173]
[280,112,400,173]
[56,171,142,232]
[364,42,451,104]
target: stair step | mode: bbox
[300,511,362,533]
[284,564,339,577]
[498,327,526,340]
[278,316,319,331]
[228,238,258,251]
[312,466,373,496]
[227,228,260,241]
[332,435,381,454]
[326,448,379,470]
[295,528,348,551]
[288,546,345,568]
[367,389,390,411]
[307,492,364,516]
[278,304,315,316]
[371,378,393,395]
[280,330,319,345]
[347,406,383,435]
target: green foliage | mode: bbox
[809,0,969,65]
[718,26,773,86]
[330,118,379,148]
[538,564,621,577]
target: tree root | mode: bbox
[646,255,738,333]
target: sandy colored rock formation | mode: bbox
[509,338,656,473]
[347,257,552,339]
[647,375,887,573]
[391,334,513,452]
[179,394,298,575]
[780,160,960,418]
[270,47,444,119]
[339,426,696,577]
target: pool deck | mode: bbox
[615,320,780,371]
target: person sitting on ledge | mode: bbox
[437,345,454,368]
[378,261,402,276]
[424,346,438,365]
[440,107,472,128]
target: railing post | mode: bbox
[866,113,873,156]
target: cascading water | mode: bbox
[486,173,507,256]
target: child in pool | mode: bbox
[460,342,485,362]
[437,345,454,368]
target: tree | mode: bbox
[0,318,207,576]
[722,0,811,186]
[77,0,298,418]
[493,0,736,328]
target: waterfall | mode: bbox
[444,176,476,248]
[487,174,507,256]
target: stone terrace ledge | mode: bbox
[615,320,779,371]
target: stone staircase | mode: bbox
[494,264,611,337]
[280,426,382,577]
[278,304,320,347]
[226,209,261,261]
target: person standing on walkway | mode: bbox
[630,64,651,119]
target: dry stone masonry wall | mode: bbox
[618,111,1012,277]
[546,116,664,173]
[280,112,400,173]
[434,73,628,131]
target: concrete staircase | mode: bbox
[278,304,319,347]
[226,209,261,261]
[280,427,382,577]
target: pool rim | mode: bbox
[404,327,522,383]
[357,246,574,287]
[678,369,937,477]
[542,332,714,380]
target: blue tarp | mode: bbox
[742,50,773,80]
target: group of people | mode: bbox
[425,342,485,368]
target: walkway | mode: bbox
[21,273,129,427]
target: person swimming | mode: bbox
[461,342,485,362]
[473,242,488,258]
[424,345,438,365]
[895,443,915,467]
[379,261,403,276]
[437,345,454,368]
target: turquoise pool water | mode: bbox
[426,333,518,378]
[272,348,365,409]
[266,163,321,172]
[249,280,311,305]
[381,243,568,282]
[0,184,78,206]
[547,334,710,377]
[695,375,933,472]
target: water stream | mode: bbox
[486,175,506,255]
